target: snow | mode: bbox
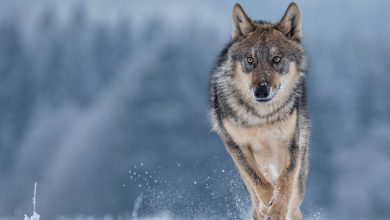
[23,182,40,220]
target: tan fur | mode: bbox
[223,109,296,180]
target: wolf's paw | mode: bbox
[263,200,287,220]
[253,209,266,220]
[258,202,269,217]
[263,212,286,220]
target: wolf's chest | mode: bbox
[223,110,297,183]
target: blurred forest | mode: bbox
[0,0,390,219]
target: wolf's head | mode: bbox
[228,3,306,104]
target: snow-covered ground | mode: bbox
[8,181,331,220]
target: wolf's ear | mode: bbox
[232,3,255,40]
[277,2,302,42]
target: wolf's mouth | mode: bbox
[255,97,272,102]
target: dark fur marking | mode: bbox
[298,143,307,194]
[297,80,309,194]
[225,139,265,186]
[287,139,299,172]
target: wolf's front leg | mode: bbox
[223,139,274,208]
[264,175,294,220]
[265,144,300,220]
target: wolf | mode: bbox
[209,2,309,220]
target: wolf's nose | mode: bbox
[253,84,270,101]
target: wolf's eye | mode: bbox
[272,56,282,64]
[247,57,254,65]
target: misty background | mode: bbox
[1,0,390,219]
